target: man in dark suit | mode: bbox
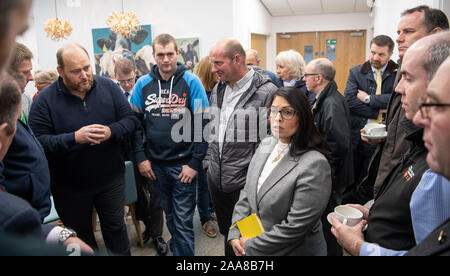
[343,35,398,203]
[0,43,52,221]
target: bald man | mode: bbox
[29,43,139,256]
[245,49,278,83]
[208,38,278,256]
[407,56,450,256]
[331,31,450,256]
[304,58,353,255]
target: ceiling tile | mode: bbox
[321,0,355,13]
[261,0,294,16]
[287,0,323,15]
[261,0,371,17]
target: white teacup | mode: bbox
[333,205,363,226]
[364,123,386,136]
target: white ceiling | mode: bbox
[260,0,373,17]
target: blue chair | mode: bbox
[124,161,145,248]
[43,196,60,224]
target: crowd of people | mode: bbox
[0,1,449,257]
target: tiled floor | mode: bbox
[93,208,224,256]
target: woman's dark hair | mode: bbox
[269,87,330,160]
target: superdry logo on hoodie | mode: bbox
[145,90,187,116]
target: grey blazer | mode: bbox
[228,137,332,256]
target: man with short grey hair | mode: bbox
[208,38,277,256]
[304,58,353,256]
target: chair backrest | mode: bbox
[43,196,59,224]
[124,161,138,205]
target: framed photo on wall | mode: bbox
[92,24,154,78]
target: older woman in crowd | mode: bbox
[275,49,315,104]
[228,87,332,256]
[32,69,58,100]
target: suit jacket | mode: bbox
[406,218,450,256]
[228,137,332,256]
[0,190,53,239]
[0,120,51,221]
[344,60,398,150]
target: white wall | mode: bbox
[232,0,273,69]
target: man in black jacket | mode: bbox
[305,58,353,256]
[344,35,398,202]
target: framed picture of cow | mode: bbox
[91,24,155,79]
[176,37,200,73]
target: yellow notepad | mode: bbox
[230,213,265,239]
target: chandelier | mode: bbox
[106,0,141,38]
[44,0,72,41]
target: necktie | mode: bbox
[375,69,383,123]
[376,69,382,95]
[124,92,130,100]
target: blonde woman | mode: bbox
[275,50,315,104]
[195,56,218,99]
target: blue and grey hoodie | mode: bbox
[130,63,209,171]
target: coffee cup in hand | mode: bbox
[333,205,363,226]
[364,123,386,137]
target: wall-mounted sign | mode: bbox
[326,39,337,45]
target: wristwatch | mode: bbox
[59,227,77,244]
[364,95,371,104]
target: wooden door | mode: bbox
[251,33,268,69]
[277,30,366,93]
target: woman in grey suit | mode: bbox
[229,87,332,256]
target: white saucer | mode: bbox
[327,212,368,231]
[361,131,387,140]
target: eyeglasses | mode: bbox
[118,77,135,85]
[418,96,450,120]
[303,73,319,78]
[268,107,297,120]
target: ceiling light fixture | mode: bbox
[106,0,141,38]
[44,0,73,41]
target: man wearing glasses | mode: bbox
[304,58,353,256]
[407,55,450,256]
[114,58,137,101]
[331,31,449,256]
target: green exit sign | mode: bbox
[326,39,337,45]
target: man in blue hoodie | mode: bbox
[29,44,139,256]
[130,34,209,256]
